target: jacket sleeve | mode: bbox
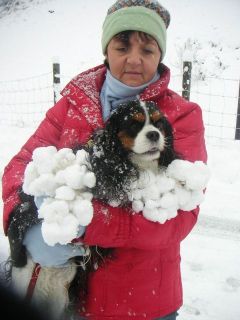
[2,96,69,234]
[83,201,198,250]
[83,100,207,250]
[173,101,208,163]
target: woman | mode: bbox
[2,1,207,319]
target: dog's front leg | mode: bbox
[31,261,77,319]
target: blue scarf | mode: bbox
[100,70,160,121]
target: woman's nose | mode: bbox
[126,50,142,65]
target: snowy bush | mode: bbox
[174,38,228,81]
[0,0,43,18]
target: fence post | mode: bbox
[235,80,240,140]
[52,61,61,104]
[182,61,192,101]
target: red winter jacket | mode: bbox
[2,64,207,319]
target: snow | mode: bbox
[130,160,210,223]
[23,146,210,242]
[23,146,94,245]
[0,0,240,319]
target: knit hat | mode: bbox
[101,0,170,60]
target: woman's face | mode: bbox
[106,32,161,87]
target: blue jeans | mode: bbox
[155,311,179,320]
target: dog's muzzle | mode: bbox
[146,130,160,142]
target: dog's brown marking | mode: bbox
[150,111,162,122]
[133,112,145,123]
[118,131,134,150]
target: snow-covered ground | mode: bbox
[0,0,240,319]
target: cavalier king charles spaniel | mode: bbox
[87,99,178,205]
[68,99,179,308]
[9,99,178,319]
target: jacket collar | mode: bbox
[61,63,170,129]
[140,63,170,101]
[61,65,106,130]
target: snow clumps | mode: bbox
[23,146,96,246]
[23,146,210,244]
[130,159,210,224]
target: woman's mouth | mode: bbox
[125,71,141,76]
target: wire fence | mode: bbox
[170,73,240,144]
[0,72,53,127]
[0,63,239,144]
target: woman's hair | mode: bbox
[103,30,162,73]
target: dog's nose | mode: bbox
[146,131,160,142]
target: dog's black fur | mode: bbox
[6,100,179,308]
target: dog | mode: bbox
[8,99,178,319]
[88,99,178,204]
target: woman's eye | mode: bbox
[116,47,127,52]
[143,48,153,54]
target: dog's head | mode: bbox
[88,99,178,204]
[104,99,177,169]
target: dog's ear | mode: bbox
[88,117,138,204]
[7,189,40,268]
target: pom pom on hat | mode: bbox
[101,0,170,60]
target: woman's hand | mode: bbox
[23,223,86,267]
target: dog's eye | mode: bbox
[128,121,144,135]
[154,120,164,131]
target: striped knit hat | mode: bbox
[101,0,170,60]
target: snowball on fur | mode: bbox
[180,190,205,211]
[72,199,93,226]
[23,146,96,245]
[55,186,76,201]
[156,174,176,194]
[26,173,58,197]
[185,161,211,190]
[175,184,192,208]
[166,159,210,190]
[32,146,58,174]
[166,159,192,182]
[22,162,39,194]
[63,164,86,189]
[80,192,94,201]
[160,192,178,209]
[75,149,89,166]
[143,207,168,224]
[38,199,69,223]
[129,159,210,224]
[41,214,79,246]
[83,171,96,188]
[54,148,76,170]
[132,200,144,213]
[24,146,210,244]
